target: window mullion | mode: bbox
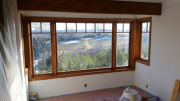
[112,22,117,69]
[51,21,57,75]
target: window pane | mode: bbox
[124,23,130,32]
[117,23,123,32]
[32,34,52,74]
[56,23,66,32]
[142,23,147,32]
[67,23,76,32]
[42,22,50,33]
[57,33,112,72]
[104,23,112,32]
[116,33,129,66]
[31,22,40,33]
[96,23,103,32]
[141,33,149,59]
[87,23,95,32]
[77,23,85,32]
[147,22,150,32]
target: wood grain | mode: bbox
[51,21,58,75]
[0,0,3,24]
[26,17,135,23]
[112,22,117,69]
[129,21,136,70]
[24,17,137,81]
[171,79,180,101]
[17,0,161,15]
[32,67,134,81]
[135,17,152,66]
[23,19,33,80]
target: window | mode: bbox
[56,23,112,72]
[141,22,150,59]
[116,23,130,67]
[136,17,152,66]
[31,22,52,74]
[24,17,142,81]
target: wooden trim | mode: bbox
[24,19,33,81]
[30,67,134,81]
[51,21,57,75]
[20,14,28,77]
[129,21,136,70]
[31,32,51,34]
[171,79,180,101]
[0,0,3,25]
[135,17,152,66]
[112,22,117,69]
[136,58,149,66]
[25,17,136,81]
[40,22,42,33]
[29,21,34,79]
[17,0,161,15]
[137,17,152,22]
[58,67,127,74]
[25,17,135,22]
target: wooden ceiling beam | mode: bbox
[0,0,4,24]
[17,0,161,15]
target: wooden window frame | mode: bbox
[135,17,152,66]
[23,17,136,81]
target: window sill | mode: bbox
[136,58,150,66]
[30,67,134,81]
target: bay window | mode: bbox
[23,17,151,81]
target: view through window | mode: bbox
[31,22,52,74]
[30,22,131,74]
[116,23,130,67]
[56,23,112,72]
[141,22,150,59]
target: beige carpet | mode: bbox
[38,86,157,101]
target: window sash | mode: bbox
[25,17,135,81]
[136,17,152,66]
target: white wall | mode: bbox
[29,71,134,98]
[24,12,136,99]
[134,1,180,101]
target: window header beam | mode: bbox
[17,0,161,15]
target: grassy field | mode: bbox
[57,37,129,57]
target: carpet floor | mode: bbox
[38,86,157,101]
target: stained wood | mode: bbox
[51,21,57,75]
[112,22,117,69]
[32,67,134,81]
[171,79,180,101]
[23,19,33,80]
[26,17,135,23]
[135,17,151,66]
[24,17,137,81]
[0,0,3,24]
[17,0,161,15]
[129,21,135,70]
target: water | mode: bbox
[57,40,80,44]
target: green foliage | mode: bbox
[57,47,128,72]
[116,48,128,66]
[141,45,148,59]
[33,35,52,74]
[34,56,52,74]
[33,36,129,73]
[32,36,51,60]
[141,33,149,59]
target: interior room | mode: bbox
[0,0,180,101]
